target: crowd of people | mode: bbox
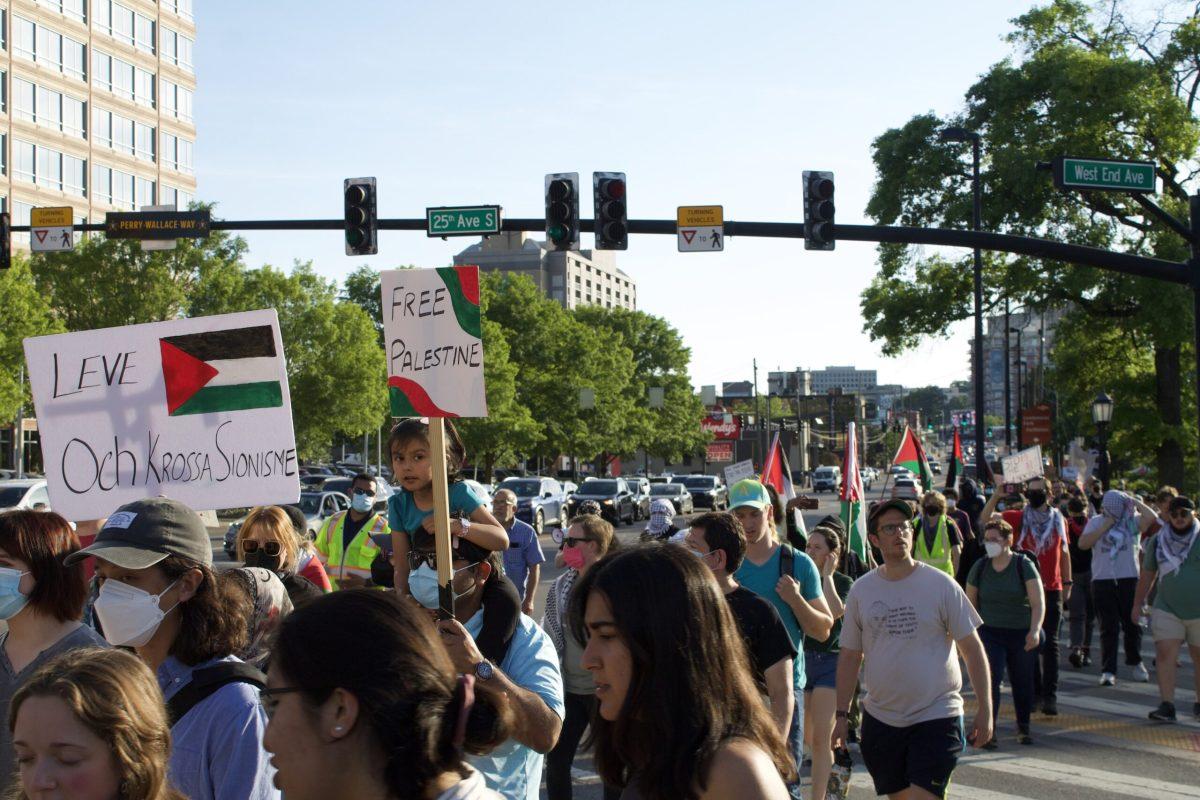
[0,416,1196,799]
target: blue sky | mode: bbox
[197,0,1030,391]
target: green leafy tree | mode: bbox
[0,258,65,422]
[898,386,951,428]
[861,0,1200,487]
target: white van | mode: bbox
[812,466,842,493]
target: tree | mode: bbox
[898,386,950,427]
[0,258,64,422]
[861,0,1200,487]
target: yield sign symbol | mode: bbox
[682,230,696,244]
[35,230,48,243]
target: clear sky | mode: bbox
[196,0,1030,391]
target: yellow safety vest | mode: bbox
[314,511,390,589]
[914,514,955,576]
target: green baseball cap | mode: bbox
[729,479,771,511]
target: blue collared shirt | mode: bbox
[158,655,280,800]
[501,518,545,594]
[465,611,565,800]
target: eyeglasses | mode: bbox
[408,550,437,571]
[876,522,911,536]
[242,540,281,556]
[352,487,374,497]
[563,536,592,548]
[1170,509,1194,519]
[258,686,305,718]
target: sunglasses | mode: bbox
[563,536,592,547]
[352,487,374,496]
[242,540,281,556]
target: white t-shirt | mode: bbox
[1086,515,1141,581]
[841,562,982,727]
[435,766,504,800]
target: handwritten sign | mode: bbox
[724,459,755,486]
[1001,445,1044,485]
[23,310,300,521]
[381,266,487,418]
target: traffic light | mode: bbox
[0,213,9,270]
[593,172,627,250]
[803,170,835,250]
[343,177,377,256]
[987,426,994,439]
[545,172,579,250]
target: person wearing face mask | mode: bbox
[237,506,325,607]
[65,497,279,800]
[542,515,620,800]
[1132,495,1200,722]
[278,504,333,591]
[0,511,108,792]
[314,473,391,590]
[1065,497,1096,668]
[913,491,963,578]
[945,488,980,588]
[409,530,564,800]
[966,519,1045,747]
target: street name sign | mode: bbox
[1053,156,1156,193]
[426,206,502,237]
[30,207,74,253]
[106,210,211,240]
[678,205,724,252]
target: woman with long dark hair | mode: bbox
[570,544,792,800]
[263,590,512,799]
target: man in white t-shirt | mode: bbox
[832,499,992,800]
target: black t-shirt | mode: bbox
[724,586,797,691]
[920,514,963,552]
[341,512,370,553]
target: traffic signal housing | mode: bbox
[344,177,377,256]
[803,170,835,251]
[545,173,579,250]
[593,172,627,250]
[0,213,9,270]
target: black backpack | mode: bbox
[167,662,267,726]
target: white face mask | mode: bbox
[93,578,179,648]
[985,542,1004,559]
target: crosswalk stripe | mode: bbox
[849,772,1027,799]
[1051,691,1200,729]
[961,753,1200,798]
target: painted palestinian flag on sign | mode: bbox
[160,325,284,416]
[892,426,934,491]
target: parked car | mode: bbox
[223,490,350,557]
[891,477,920,501]
[888,465,912,477]
[812,466,842,493]
[0,479,53,512]
[628,477,652,520]
[498,476,565,535]
[647,474,675,484]
[859,469,874,491]
[680,474,728,510]
[461,479,494,512]
[649,482,694,515]
[928,459,942,475]
[565,478,637,525]
[299,474,328,490]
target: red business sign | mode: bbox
[701,414,741,440]
[1022,403,1053,445]
[706,441,735,462]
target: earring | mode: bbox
[333,725,344,734]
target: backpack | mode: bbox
[778,542,796,579]
[167,662,267,726]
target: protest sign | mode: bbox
[381,266,487,418]
[724,459,755,485]
[23,310,299,521]
[1001,445,1044,485]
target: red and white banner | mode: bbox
[701,414,741,440]
[706,441,735,462]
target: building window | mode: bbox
[163,0,193,21]
[63,154,86,197]
[63,95,85,137]
[134,13,154,53]
[37,26,63,69]
[135,176,154,207]
[63,37,85,79]
[92,163,111,202]
[161,27,193,72]
[134,122,154,161]
[14,78,34,122]
[37,147,63,190]
[93,107,111,147]
[93,50,111,91]
[160,185,177,207]
[134,67,154,107]
[14,16,35,60]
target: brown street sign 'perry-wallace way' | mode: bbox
[105,210,212,240]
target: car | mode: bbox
[628,477,652,520]
[679,474,728,510]
[321,476,395,514]
[0,479,53,512]
[891,477,920,501]
[647,474,675,484]
[223,490,350,557]
[565,478,637,525]
[498,476,566,535]
[461,479,494,512]
[859,469,874,491]
[928,459,943,475]
[649,482,694,514]
[889,465,912,477]
[812,466,842,493]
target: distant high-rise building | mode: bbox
[454,231,637,311]
[4,0,198,243]
[768,370,813,397]
[971,308,1065,420]
[811,366,878,394]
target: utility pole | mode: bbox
[1004,299,1012,451]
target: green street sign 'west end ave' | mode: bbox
[1053,156,1156,193]
[425,205,502,237]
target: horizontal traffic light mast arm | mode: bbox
[10,217,1185,285]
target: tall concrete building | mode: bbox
[3,0,197,244]
[811,366,878,394]
[454,231,636,311]
[972,307,1065,420]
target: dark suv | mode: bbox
[680,474,728,510]
[566,478,637,525]
[498,477,565,535]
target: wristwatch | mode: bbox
[474,659,495,682]
[460,517,472,538]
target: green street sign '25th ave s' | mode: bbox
[426,206,502,237]
[1053,156,1156,193]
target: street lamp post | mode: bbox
[940,126,986,486]
[1010,326,1023,448]
[1004,299,1012,451]
[1092,392,1114,490]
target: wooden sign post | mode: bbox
[429,417,455,619]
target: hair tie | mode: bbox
[452,674,476,748]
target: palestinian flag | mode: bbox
[160,325,283,416]
[944,427,963,490]
[840,422,868,561]
[760,431,796,502]
[388,265,480,418]
[892,426,934,491]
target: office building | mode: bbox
[453,231,637,311]
[811,366,878,394]
[767,369,813,397]
[3,0,197,243]
[971,307,1065,420]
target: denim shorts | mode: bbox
[804,650,838,692]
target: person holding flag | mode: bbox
[892,426,935,494]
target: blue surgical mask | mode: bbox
[351,493,374,513]
[0,567,31,620]
[409,563,478,610]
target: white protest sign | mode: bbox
[1001,445,1044,485]
[724,459,755,486]
[23,310,300,521]
[381,266,487,417]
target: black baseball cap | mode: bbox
[65,497,213,569]
[411,527,490,564]
[868,499,916,535]
[1168,496,1195,513]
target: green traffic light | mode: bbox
[548,224,568,241]
[346,228,366,248]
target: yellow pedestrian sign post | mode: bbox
[30,207,75,253]
[677,205,724,252]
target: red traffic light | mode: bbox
[601,178,626,201]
